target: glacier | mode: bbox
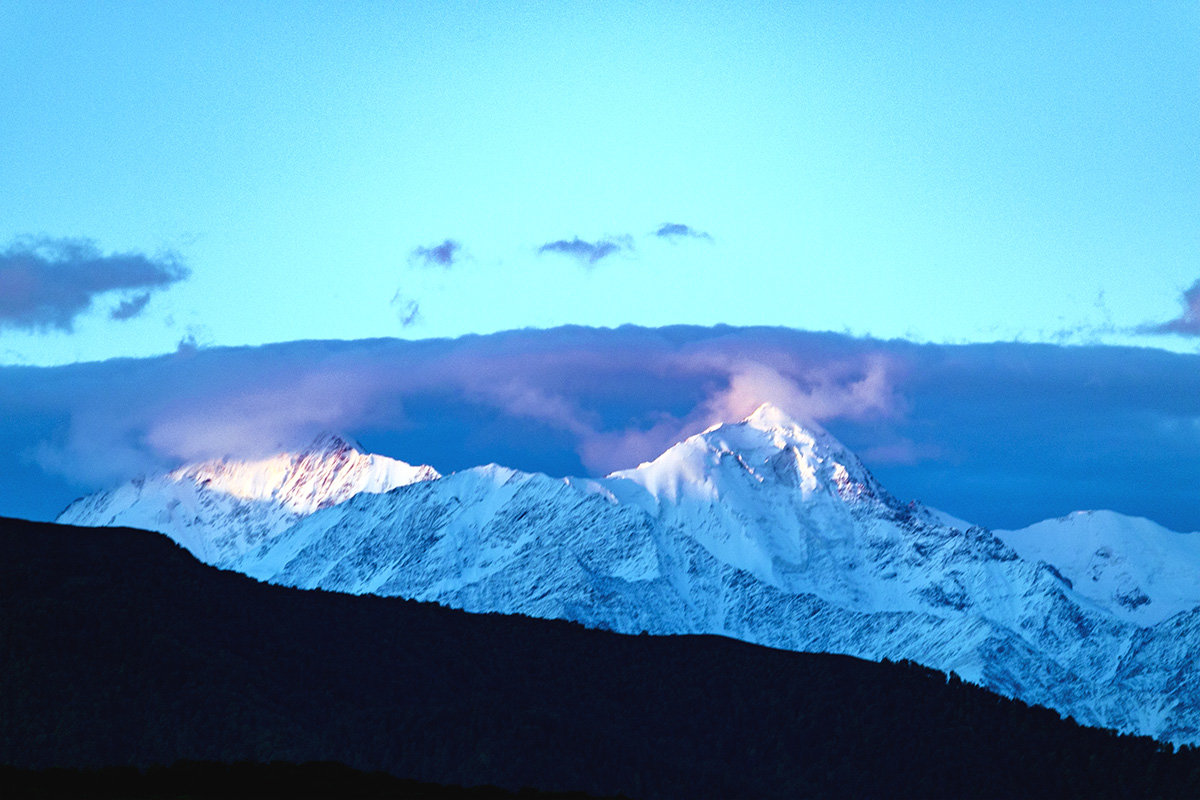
[58,404,1200,744]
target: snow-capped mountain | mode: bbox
[57,406,1200,744]
[57,433,439,564]
[997,510,1200,626]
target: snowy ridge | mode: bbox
[997,510,1200,626]
[57,433,439,564]
[58,405,1200,744]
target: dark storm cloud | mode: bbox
[0,237,189,331]
[537,237,629,266]
[3,326,1200,534]
[409,239,461,268]
[654,223,712,242]
[1142,280,1200,336]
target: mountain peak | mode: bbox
[744,400,791,423]
[57,435,441,564]
[741,402,817,437]
[721,402,843,458]
[608,400,885,511]
[301,432,365,457]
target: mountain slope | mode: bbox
[220,406,1151,738]
[56,405,1200,743]
[6,516,1199,800]
[997,510,1200,626]
[57,433,439,564]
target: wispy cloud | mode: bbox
[390,291,421,327]
[397,300,420,327]
[1142,280,1200,336]
[0,237,189,331]
[654,223,712,242]
[409,239,461,269]
[537,236,630,266]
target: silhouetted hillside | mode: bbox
[3,517,1199,799]
[0,761,616,799]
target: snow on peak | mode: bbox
[57,433,440,564]
[171,433,437,514]
[738,402,852,454]
[610,402,878,508]
[996,510,1200,625]
[744,401,811,434]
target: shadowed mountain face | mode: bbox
[3,516,1200,800]
[56,405,1200,744]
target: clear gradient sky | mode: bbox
[2,1,1198,366]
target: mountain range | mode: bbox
[10,515,1198,799]
[58,403,1200,744]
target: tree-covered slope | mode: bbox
[3,517,1198,799]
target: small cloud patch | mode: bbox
[109,293,152,321]
[537,236,630,266]
[175,325,213,354]
[654,223,712,242]
[390,291,421,327]
[409,240,461,269]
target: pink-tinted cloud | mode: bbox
[702,357,902,425]
[6,326,1200,532]
[144,369,385,463]
[574,354,904,474]
[13,327,905,488]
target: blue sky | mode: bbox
[2,1,1198,365]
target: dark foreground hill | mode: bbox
[2,517,1198,799]
[0,761,613,799]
